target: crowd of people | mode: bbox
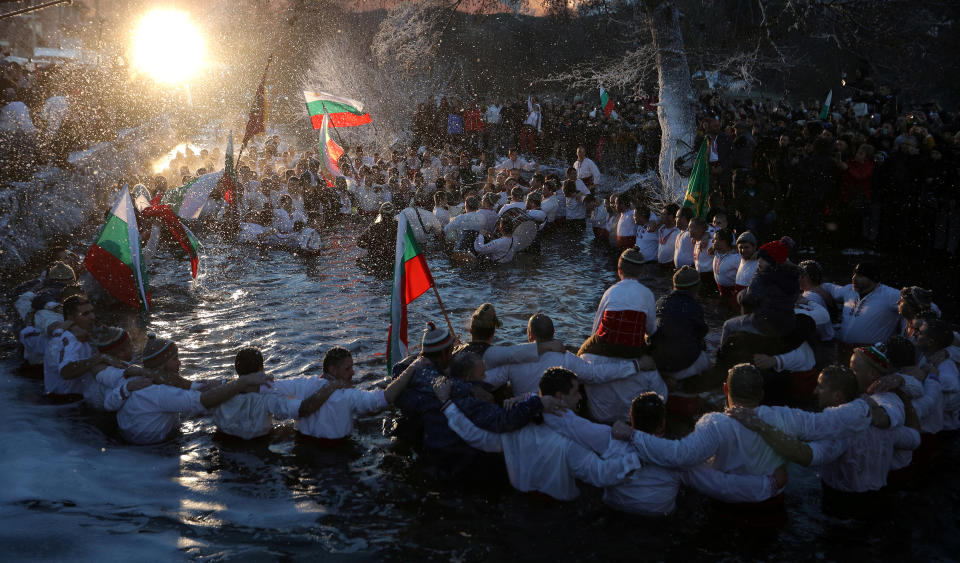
[5,80,960,522]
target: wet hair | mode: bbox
[434,191,447,205]
[539,367,577,397]
[819,365,859,402]
[727,363,764,402]
[322,346,352,373]
[531,172,544,184]
[798,260,823,285]
[884,335,916,369]
[464,196,480,212]
[62,294,90,319]
[527,313,555,341]
[235,347,264,375]
[449,350,482,380]
[677,207,695,221]
[483,192,499,208]
[630,392,665,433]
[921,319,953,350]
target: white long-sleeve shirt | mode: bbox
[692,233,714,274]
[821,282,900,345]
[43,329,93,396]
[713,250,740,287]
[117,384,207,444]
[580,353,667,423]
[926,357,960,430]
[631,400,874,485]
[574,157,601,186]
[269,376,388,439]
[484,351,635,396]
[474,233,516,264]
[735,257,758,287]
[543,411,776,514]
[772,341,816,372]
[443,404,641,501]
[656,226,679,264]
[635,224,659,263]
[443,211,487,242]
[213,390,303,439]
[673,230,695,268]
[616,210,636,238]
[795,300,835,342]
[85,365,128,410]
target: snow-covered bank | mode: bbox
[0,117,180,273]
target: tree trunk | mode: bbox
[643,0,697,203]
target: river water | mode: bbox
[1,220,958,561]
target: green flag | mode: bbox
[818,89,832,120]
[682,139,710,218]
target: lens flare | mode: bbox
[132,9,205,83]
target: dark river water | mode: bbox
[1,220,958,561]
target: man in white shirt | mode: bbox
[729,362,919,516]
[495,149,536,173]
[712,228,741,310]
[443,196,485,243]
[43,296,116,398]
[474,219,518,264]
[673,206,695,268]
[497,186,527,216]
[213,347,341,440]
[734,231,759,293]
[656,203,680,269]
[690,217,714,283]
[86,326,158,410]
[112,335,272,444]
[573,145,601,190]
[268,346,418,442]
[436,367,642,501]
[579,248,658,359]
[633,205,659,263]
[485,313,641,396]
[821,262,901,356]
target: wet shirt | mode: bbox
[43,329,93,396]
[484,351,635,396]
[269,376,389,440]
[117,384,206,444]
[213,390,302,440]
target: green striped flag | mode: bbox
[387,214,435,373]
[682,139,710,218]
[83,187,150,310]
[304,91,372,129]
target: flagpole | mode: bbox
[239,54,274,157]
[431,284,457,342]
[320,103,348,147]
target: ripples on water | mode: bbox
[1,221,958,561]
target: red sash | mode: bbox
[597,309,647,348]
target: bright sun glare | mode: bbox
[132,9,205,84]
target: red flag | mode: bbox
[242,57,272,148]
[142,203,201,278]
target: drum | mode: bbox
[498,208,537,252]
[451,229,480,265]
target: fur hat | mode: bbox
[48,261,76,283]
[470,303,502,332]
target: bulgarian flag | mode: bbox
[818,89,832,120]
[161,171,223,220]
[318,114,344,187]
[387,214,435,373]
[304,91,372,129]
[682,138,710,218]
[83,187,150,311]
[141,203,201,278]
[600,86,618,119]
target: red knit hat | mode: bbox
[758,237,793,265]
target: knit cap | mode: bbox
[673,265,701,289]
[854,345,893,374]
[736,231,757,246]
[93,326,129,354]
[422,321,454,353]
[620,247,646,265]
[470,303,502,332]
[142,333,175,367]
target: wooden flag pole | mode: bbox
[431,284,457,342]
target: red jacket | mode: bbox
[840,158,874,202]
[463,109,484,132]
